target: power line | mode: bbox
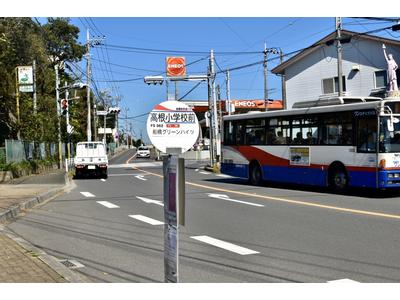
[91,57,163,73]
[100,43,263,55]
[178,81,204,101]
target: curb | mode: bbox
[0,173,72,225]
[0,173,88,282]
[0,225,89,283]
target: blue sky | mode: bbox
[58,17,400,142]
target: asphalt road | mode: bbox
[7,149,400,282]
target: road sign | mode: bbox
[67,125,74,134]
[96,110,108,116]
[17,66,33,85]
[166,57,186,77]
[19,85,33,93]
[147,100,199,154]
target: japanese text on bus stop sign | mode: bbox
[147,101,199,153]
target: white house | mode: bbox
[272,30,400,109]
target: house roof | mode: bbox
[271,29,400,75]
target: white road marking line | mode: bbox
[136,196,164,206]
[207,193,264,207]
[96,201,120,208]
[100,179,106,182]
[195,169,199,172]
[199,171,211,175]
[109,162,162,169]
[80,192,95,198]
[216,174,232,178]
[328,278,360,283]
[191,235,259,255]
[129,215,164,225]
[135,175,147,181]
[108,173,143,177]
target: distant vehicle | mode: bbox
[221,96,400,191]
[137,146,151,158]
[74,142,108,179]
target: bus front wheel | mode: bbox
[249,162,262,186]
[328,165,348,192]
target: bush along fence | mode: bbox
[0,139,70,182]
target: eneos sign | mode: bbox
[147,100,199,153]
[166,57,186,77]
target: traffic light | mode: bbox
[61,99,68,116]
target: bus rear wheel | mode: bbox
[328,166,348,192]
[249,162,262,186]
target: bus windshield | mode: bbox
[379,116,400,153]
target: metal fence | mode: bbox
[5,139,66,164]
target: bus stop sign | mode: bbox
[147,100,199,154]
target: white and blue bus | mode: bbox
[221,97,400,191]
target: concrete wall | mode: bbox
[284,39,400,108]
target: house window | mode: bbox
[322,76,346,94]
[375,70,387,88]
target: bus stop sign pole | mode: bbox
[163,147,185,283]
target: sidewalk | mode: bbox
[0,169,86,282]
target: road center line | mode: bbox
[132,167,400,221]
[96,201,119,208]
[125,152,138,164]
[80,192,95,198]
[129,215,164,225]
[191,235,259,255]
[100,179,106,182]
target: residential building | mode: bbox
[272,30,400,109]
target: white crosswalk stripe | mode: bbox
[80,192,95,198]
[96,201,119,208]
[129,215,164,225]
[190,235,259,255]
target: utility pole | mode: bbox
[103,96,107,144]
[175,81,178,100]
[280,49,286,109]
[217,84,222,126]
[226,69,231,115]
[15,68,21,140]
[336,17,344,97]
[65,82,71,160]
[263,42,269,111]
[33,60,37,115]
[115,95,121,147]
[86,28,92,142]
[94,102,97,141]
[55,65,62,169]
[209,49,220,165]
[207,66,214,167]
[124,107,129,146]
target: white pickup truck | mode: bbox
[74,142,108,179]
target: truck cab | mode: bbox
[74,142,108,179]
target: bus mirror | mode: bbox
[387,117,399,132]
[387,119,394,132]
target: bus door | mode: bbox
[354,109,378,187]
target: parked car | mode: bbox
[137,146,151,158]
[74,142,108,179]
